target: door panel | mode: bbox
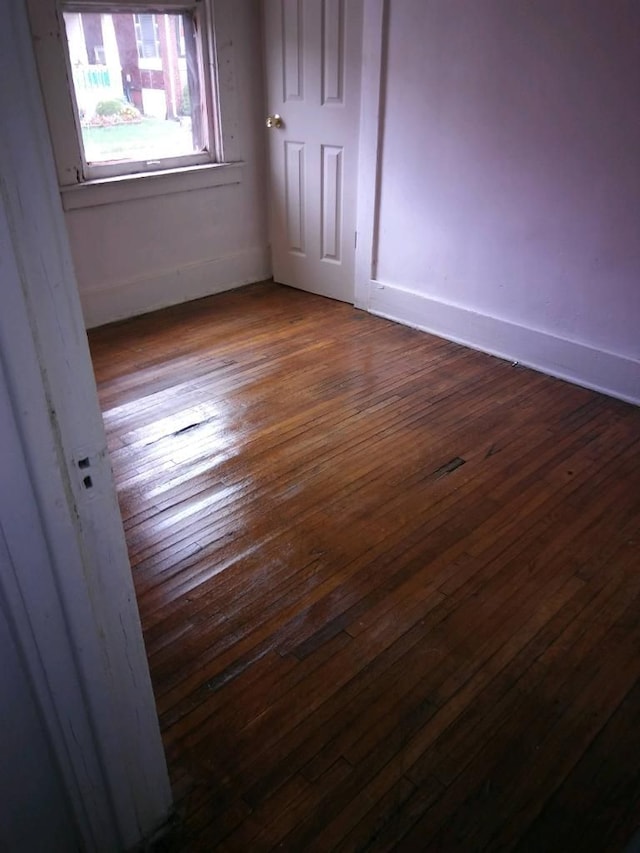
[285,140,306,253]
[264,0,363,302]
[282,0,304,101]
[321,144,343,261]
[322,0,345,105]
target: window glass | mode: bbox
[134,13,160,60]
[62,8,208,172]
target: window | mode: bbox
[134,13,160,60]
[60,1,218,180]
[175,15,186,58]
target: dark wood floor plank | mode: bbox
[87,281,640,852]
[408,585,640,851]
[513,680,640,853]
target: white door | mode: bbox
[263,0,363,302]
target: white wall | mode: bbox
[369,0,640,404]
[30,0,269,329]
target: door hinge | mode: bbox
[354,231,358,249]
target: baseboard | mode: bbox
[81,246,271,328]
[368,281,640,406]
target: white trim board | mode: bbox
[368,281,640,406]
[61,162,243,211]
[82,246,271,328]
[354,0,386,310]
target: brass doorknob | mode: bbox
[266,114,283,129]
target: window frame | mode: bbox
[59,0,222,181]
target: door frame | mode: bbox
[354,0,387,310]
[1,3,171,850]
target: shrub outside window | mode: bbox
[61,1,218,180]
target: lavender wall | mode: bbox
[374,0,639,396]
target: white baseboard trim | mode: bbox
[368,281,640,406]
[81,246,271,328]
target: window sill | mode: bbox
[60,161,244,211]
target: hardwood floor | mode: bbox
[88,281,640,852]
